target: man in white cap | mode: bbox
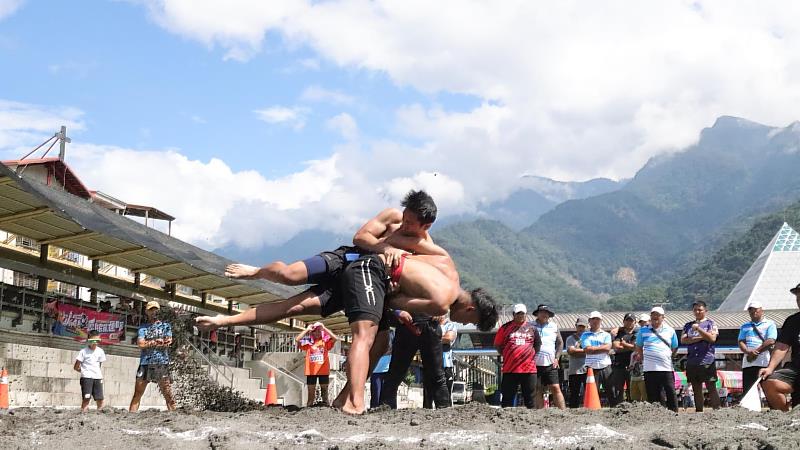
[580,311,615,406]
[760,283,800,411]
[494,304,541,408]
[738,301,777,395]
[635,306,678,412]
[531,304,565,409]
[129,301,176,412]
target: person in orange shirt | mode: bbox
[297,322,339,406]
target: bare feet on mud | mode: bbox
[225,264,260,279]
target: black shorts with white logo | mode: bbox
[339,254,388,325]
[136,364,171,383]
[80,377,104,401]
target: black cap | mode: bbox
[624,313,636,321]
[533,304,555,317]
[791,283,800,294]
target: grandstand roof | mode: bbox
[0,163,350,332]
[717,222,800,311]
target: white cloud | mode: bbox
[0,99,84,154]
[325,113,358,140]
[300,85,354,105]
[139,0,800,181]
[0,0,23,21]
[253,105,309,130]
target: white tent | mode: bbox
[717,222,800,311]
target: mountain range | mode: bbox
[218,116,800,312]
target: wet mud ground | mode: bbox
[3,402,800,449]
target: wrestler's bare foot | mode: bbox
[225,263,260,279]
[195,315,225,332]
[340,402,365,415]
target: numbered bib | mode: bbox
[310,353,324,364]
[515,338,526,346]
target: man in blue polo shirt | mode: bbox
[580,311,615,406]
[738,301,777,395]
[635,306,678,412]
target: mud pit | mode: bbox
[3,402,800,449]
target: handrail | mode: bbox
[186,337,235,388]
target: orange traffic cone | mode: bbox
[583,367,601,410]
[264,369,279,406]
[0,367,9,412]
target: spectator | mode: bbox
[233,332,242,367]
[73,330,106,412]
[129,301,176,412]
[581,311,616,406]
[681,300,721,412]
[738,301,777,395]
[566,317,588,408]
[440,316,458,397]
[494,304,541,408]
[370,330,393,409]
[760,283,800,411]
[629,313,650,402]
[297,322,339,407]
[635,306,678,412]
[532,304,566,409]
[209,328,218,353]
[380,312,450,410]
[611,313,637,404]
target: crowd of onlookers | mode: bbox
[495,285,800,412]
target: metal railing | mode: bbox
[187,336,235,388]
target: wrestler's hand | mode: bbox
[395,310,421,336]
[388,280,401,294]
[382,246,409,269]
[195,315,224,332]
[758,367,773,379]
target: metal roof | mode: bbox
[0,163,351,332]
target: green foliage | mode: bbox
[437,118,800,312]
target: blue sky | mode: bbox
[0,0,475,177]
[1,1,800,251]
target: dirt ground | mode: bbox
[2,402,799,449]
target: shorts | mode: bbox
[136,364,171,383]
[685,363,717,383]
[536,365,560,386]
[307,375,330,385]
[303,246,361,284]
[340,254,388,325]
[769,365,800,387]
[80,378,104,401]
[307,283,390,331]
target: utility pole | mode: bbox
[56,126,71,161]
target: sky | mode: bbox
[2,0,800,251]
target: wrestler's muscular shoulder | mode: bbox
[370,208,403,239]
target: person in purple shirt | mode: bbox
[680,300,720,412]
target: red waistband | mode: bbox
[390,253,409,283]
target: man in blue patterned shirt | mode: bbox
[129,301,176,412]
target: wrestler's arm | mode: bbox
[384,232,449,257]
[353,208,403,252]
